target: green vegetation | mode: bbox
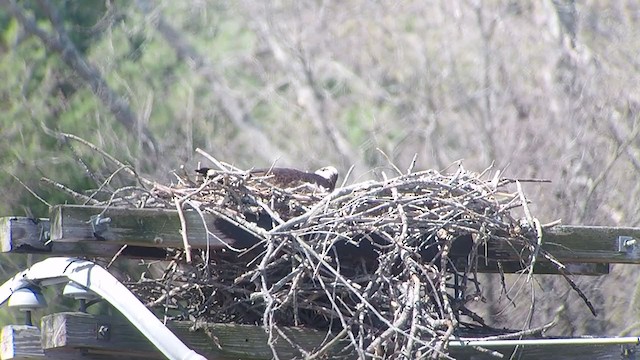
[1,0,639,337]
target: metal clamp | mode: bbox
[97,323,111,341]
[618,236,638,253]
[90,214,111,241]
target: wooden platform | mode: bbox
[2,313,637,359]
[4,205,640,359]
[5,205,640,275]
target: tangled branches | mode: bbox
[36,133,596,359]
[127,160,556,359]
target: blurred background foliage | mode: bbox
[1,0,640,336]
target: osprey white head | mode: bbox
[314,166,339,190]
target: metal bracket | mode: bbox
[0,258,207,359]
[89,214,111,241]
[97,322,111,341]
[618,236,638,253]
[39,222,51,246]
[621,343,638,358]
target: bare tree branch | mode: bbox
[135,0,291,164]
[250,18,358,168]
[1,0,158,158]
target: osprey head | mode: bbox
[314,166,339,190]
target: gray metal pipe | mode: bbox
[450,336,640,347]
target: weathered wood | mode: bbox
[0,217,167,258]
[38,313,638,360]
[1,325,43,359]
[1,218,50,253]
[0,214,616,274]
[50,205,259,251]
[0,324,125,360]
[488,225,640,264]
[0,209,630,273]
[46,206,640,265]
[174,322,342,359]
[39,312,338,360]
[43,349,137,360]
[40,312,166,359]
[49,206,638,266]
[450,342,638,359]
[472,260,609,275]
[545,226,640,263]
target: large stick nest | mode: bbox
[39,136,591,359]
[118,160,584,359]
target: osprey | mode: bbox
[196,166,339,192]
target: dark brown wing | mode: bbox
[195,168,211,176]
[251,168,332,190]
[196,167,333,190]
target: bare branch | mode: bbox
[135,0,291,163]
[1,0,159,157]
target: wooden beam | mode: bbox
[40,312,166,359]
[39,312,639,360]
[545,225,640,263]
[1,213,614,274]
[49,205,260,251]
[1,217,50,253]
[176,322,343,360]
[1,325,44,359]
[39,312,339,360]
[1,324,125,360]
[450,341,638,359]
[0,208,629,273]
[473,260,609,275]
[488,225,640,264]
[47,206,640,265]
[0,217,167,259]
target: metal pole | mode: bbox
[0,257,207,360]
[450,336,640,347]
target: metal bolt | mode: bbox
[97,324,111,341]
[618,236,638,252]
[96,217,111,225]
[90,215,112,240]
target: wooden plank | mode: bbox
[40,312,166,359]
[1,325,43,359]
[488,225,640,264]
[0,324,126,360]
[450,342,638,359]
[1,214,611,274]
[39,313,639,360]
[39,312,338,360]
[46,206,640,264]
[170,322,342,360]
[0,217,167,259]
[472,260,609,275]
[0,209,627,271]
[43,349,138,360]
[49,206,637,266]
[50,205,260,251]
[1,218,50,253]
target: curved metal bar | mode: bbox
[0,257,206,360]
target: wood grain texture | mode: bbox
[1,325,44,359]
[39,312,336,359]
[49,205,260,251]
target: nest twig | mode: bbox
[126,160,570,359]
[39,136,592,359]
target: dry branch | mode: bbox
[1,0,158,155]
[44,145,591,359]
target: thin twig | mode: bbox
[174,197,192,263]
